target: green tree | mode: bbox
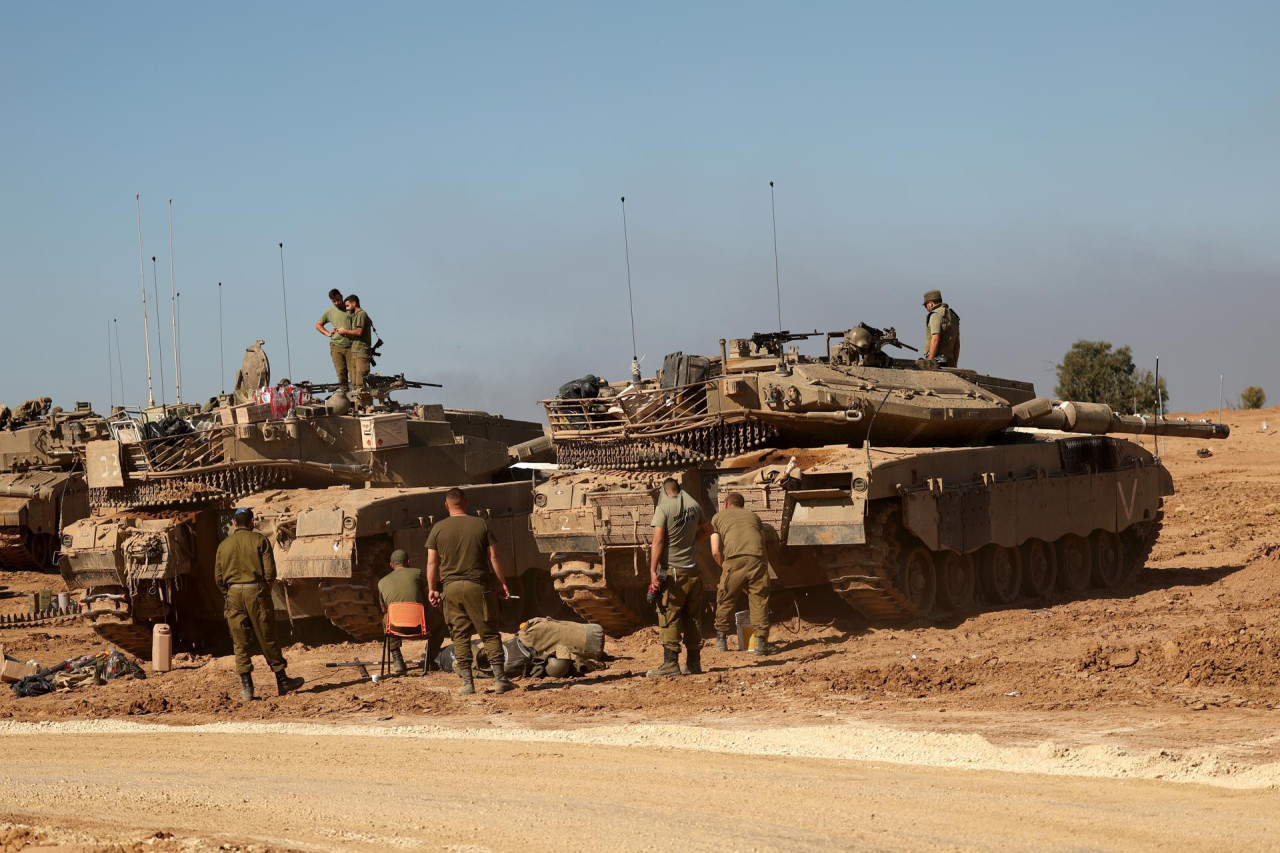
[1241,386,1266,409]
[1054,340,1169,413]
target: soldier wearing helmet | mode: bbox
[922,289,960,367]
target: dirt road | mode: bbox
[1,722,1276,853]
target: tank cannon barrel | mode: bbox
[1012,398,1229,440]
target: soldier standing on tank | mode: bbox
[710,492,779,657]
[339,294,373,404]
[214,508,305,701]
[426,488,516,696]
[922,289,960,367]
[378,549,444,675]
[315,289,354,391]
[646,477,713,678]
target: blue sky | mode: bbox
[2,2,1276,418]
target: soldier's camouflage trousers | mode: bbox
[224,583,287,676]
[714,555,770,642]
[443,580,504,673]
[657,569,703,653]
[330,345,350,390]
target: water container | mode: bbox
[152,624,173,673]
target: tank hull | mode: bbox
[0,471,89,569]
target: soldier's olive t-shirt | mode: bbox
[651,490,704,569]
[350,309,373,354]
[426,515,497,586]
[925,304,960,361]
[321,306,353,349]
[378,566,426,607]
[711,506,764,560]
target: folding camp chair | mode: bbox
[380,601,431,678]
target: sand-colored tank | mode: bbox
[59,343,553,655]
[0,401,108,569]
[532,325,1229,635]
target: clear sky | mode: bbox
[2,1,1276,420]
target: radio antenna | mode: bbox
[152,256,167,407]
[218,282,225,393]
[135,195,155,406]
[620,196,641,383]
[106,320,114,412]
[770,181,782,334]
[278,242,294,381]
[113,318,125,407]
[176,290,183,400]
[168,198,181,402]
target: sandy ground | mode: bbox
[1,407,1278,850]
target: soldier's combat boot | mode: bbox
[646,648,682,678]
[390,649,407,676]
[239,673,254,701]
[275,670,305,696]
[715,632,729,652]
[752,636,780,657]
[682,645,703,675]
[492,661,517,694]
[458,665,476,695]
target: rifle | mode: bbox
[749,329,821,357]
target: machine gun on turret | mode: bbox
[297,373,443,409]
[835,322,918,366]
[749,329,821,358]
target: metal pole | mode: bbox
[135,195,155,406]
[152,256,167,408]
[278,242,293,380]
[169,198,181,402]
[218,282,225,393]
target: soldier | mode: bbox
[922,289,960,367]
[377,549,444,675]
[646,477,713,678]
[710,492,778,657]
[214,508,305,700]
[315,289,353,390]
[426,488,516,696]
[341,294,373,402]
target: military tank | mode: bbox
[531,324,1230,635]
[0,400,108,569]
[59,342,553,655]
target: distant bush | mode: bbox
[1241,386,1266,409]
[1055,340,1168,413]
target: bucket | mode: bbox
[734,609,755,652]
[56,592,70,612]
[152,624,173,673]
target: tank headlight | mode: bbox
[852,477,869,493]
[342,516,356,530]
[61,534,73,548]
[534,493,548,507]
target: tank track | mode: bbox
[89,466,284,512]
[0,529,49,569]
[87,612,154,658]
[0,606,80,629]
[317,537,393,642]
[551,560,650,638]
[817,503,922,623]
[555,420,778,471]
[1119,509,1164,584]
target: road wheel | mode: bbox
[896,545,937,617]
[979,545,1022,605]
[1090,529,1124,589]
[934,550,975,616]
[1020,539,1057,599]
[1055,534,1092,592]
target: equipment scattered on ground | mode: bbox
[10,647,146,697]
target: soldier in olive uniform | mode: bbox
[711,492,778,656]
[647,477,713,678]
[214,508,305,700]
[377,549,444,675]
[314,289,353,390]
[426,488,516,695]
[922,289,960,367]
[340,294,373,402]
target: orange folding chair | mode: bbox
[380,601,431,678]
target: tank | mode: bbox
[531,324,1230,635]
[59,342,554,655]
[0,400,108,569]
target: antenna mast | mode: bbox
[152,256,167,407]
[218,282,225,393]
[107,320,114,412]
[278,242,293,380]
[113,318,125,408]
[620,196,641,383]
[135,195,155,406]
[770,181,782,334]
[168,198,181,402]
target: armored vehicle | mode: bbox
[0,400,108,569]
[532,325,1230,635]
[59,343,552,655]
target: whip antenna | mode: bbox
[770,181,782,334]
[135,195,155,406]
[152,256,167,407]
[620,196,641,383]
[278,242,293,380]
[107,320,114,411]
[176,291,183,400]
[113,318,125,407]
[218,282,225,393]
[168,198,181,402]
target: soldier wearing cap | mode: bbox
[377,548,443,675]
[214,507,305,701]
[922,289,960,367]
